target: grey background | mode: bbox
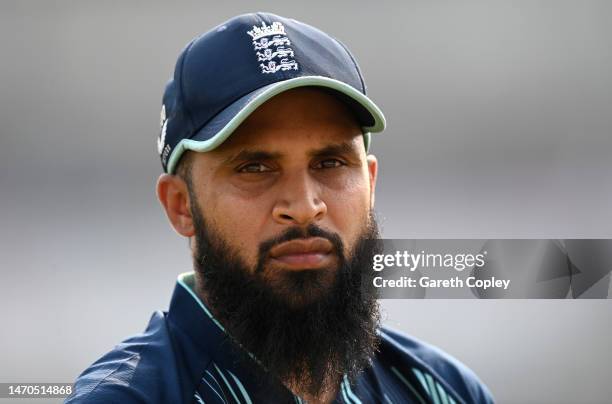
[1,1,611,403]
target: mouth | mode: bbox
[268,237,336,270]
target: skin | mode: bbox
[156,87,378,403]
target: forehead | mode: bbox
[209,87,364,155]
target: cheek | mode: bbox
[203,188,271,268]
[321,172,372,251]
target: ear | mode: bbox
[156,174,195,237]
[366,154,378,209]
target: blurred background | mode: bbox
[1,1,611,403]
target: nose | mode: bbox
[272,170,327,226]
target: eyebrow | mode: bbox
[308,141,358,158]
[222,141,359,166]
[221,150,282,166]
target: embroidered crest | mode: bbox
[247,22,299,74]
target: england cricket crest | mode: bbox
[247,21,299,74]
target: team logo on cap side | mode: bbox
[247,22,299,74]
[158,104,171,167]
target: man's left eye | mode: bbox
[315,159,344,169]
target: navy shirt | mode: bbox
[66,272,494,404]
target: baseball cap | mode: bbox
[157,12,386,174]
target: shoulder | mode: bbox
[66,311,181,404]
[378,326,495,404]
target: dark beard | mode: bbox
[189,197,382,397]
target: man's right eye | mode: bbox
[238,163,272,173]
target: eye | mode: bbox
[238,162,272,173]
[314,158,345,169]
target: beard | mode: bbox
[189,195,382,397]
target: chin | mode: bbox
[263,266,339,308]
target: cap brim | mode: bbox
[166,76,386,174]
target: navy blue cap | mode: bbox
[157,12,386,174]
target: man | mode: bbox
[67,12,494,404]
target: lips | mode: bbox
[268,237,336,270]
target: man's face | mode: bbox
[159,87,381,394]
[186,87,377,302]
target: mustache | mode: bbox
[255,224,345,274]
